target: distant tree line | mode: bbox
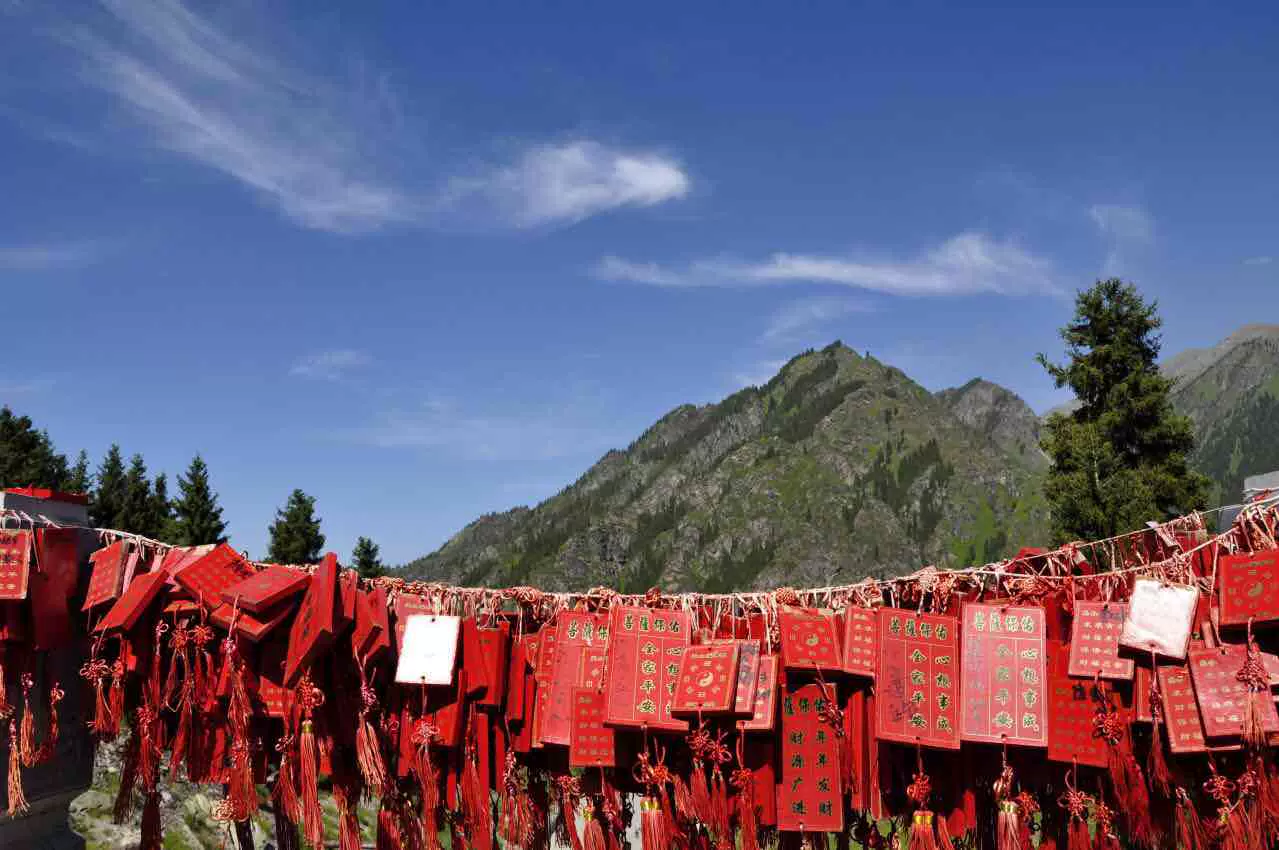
[0,405,386,572]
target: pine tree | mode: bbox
[1038,279,1210,542]
[150,473,173,541]
[171,455,227,545]
[118,454,154,534]
[352,536,385,578]
[93,445,127,528]
[68,450,92,494]
[0,406,70,489]
[267,489,325,564]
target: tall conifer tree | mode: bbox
[93,444,127,528]
[267,489,325,564]
[352,536,385,578]
[1038,279,1210,542]
[171,455,227,545]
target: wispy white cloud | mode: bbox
[762,296,869,343]
[0,378,56,395]
[0,241,103,271]
[1243,256,1273,266]
[1089,203,1154,276]
[440,141,690,227]
[62,0,412,232]
[595,232,1059,297]
[353,395,617,461]
[290,349,372,381]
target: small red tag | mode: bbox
[221,565,310,614]
[778,606,843,672]
[83,540,128,611]
[875,607,960,750]
[0,529,32,600]
[1159,664,1209,753]
[671,643,739,714]
[1068,601,1135,680]
[577,646,608,691]
[603,606,690,732]
[1046,642,1109,768]
[96,570,167,633]
[338,569,358,628]
[1218,549,1279,626]
[1189,645,1279,740]
[255,639,292,719]
[738,653,779,731]
[777,681,843,833]
[569,687,615,767]
[841,606,877,677]
[730,640,762,715]
[540,611,609,746]
[475,622,512,708]
[30,527,79,650]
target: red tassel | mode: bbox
[583,800,607,850]
[732,767,759,850]
[273,734,303,825]
[997,800,1021,850]
[1095,701,1154,845]
[357,681,390,797]
[18,673,36,767]
[140,789,162,850]
[170,676,194,781]
[498,753,534,849]
[335,784,363,850]
[113,724,140,823]
[6,719,28,816]
[1066,819,1092,850]
[640,797,666,850]
[462,734,494,850]
[108,659,125,737]
[1175,789,1208,850]
[377,791,404,850]
[909,811,941,850]
[299,718,324,849]
[412,718,443,850]
[556,775,584,850]
[33,681,63,764]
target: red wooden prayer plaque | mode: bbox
[540,611,609,746]
[352,589,385,661]
[671,643,739,714]
[569,687,615,767]
[475,622,512,708]
[1188,645,1279,740]
[841,606,878,677]
[83,540,128,611]
[221,565,309,614]
[392,592,436,649]
[256,639,292,718]
[731,640,762,715]
[603,605,690,733]
[283,553,339,686]
[211,600,293,643]
[1132,664,1154,722]
[778,606,843,672]
[777,681,843,833]
[174,543,255,609]
[739,653,780,731]
[875,607,960,750]
[1068,601,1135,680]
[0,530,32,600]
[1218,549,1279,627]
[1046,642,1109,768]
[960,603,1047,747]
[96,570,167,633]
[31,527,79,651]
[1159,664,1209,753]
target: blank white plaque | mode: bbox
[395,614,461,685]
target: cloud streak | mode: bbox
[290,349,372,381]
[595,232,1059,297]
[762,296,869,343]
[1089,203,1154,276]
[0,241,103,271]
[440,141,689,227]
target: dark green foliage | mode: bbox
[352,536,385,579]
[700,538,781,593]
[92,445,127,528]
[1038,280,1210,541]
[1195,391,1279,504]
[118,454,155,535]
[171,455,228,545]
[68,450,92,494]
[150,474,173,541]
[267,489,325,564]
[0,406,71,490]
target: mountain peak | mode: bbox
[937,379,1046,464]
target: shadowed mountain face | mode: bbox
[403,343,1050,591]
[1168,324,1279,503]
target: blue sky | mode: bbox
[2,1,1276,563]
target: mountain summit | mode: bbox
[403,343,1049,591]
